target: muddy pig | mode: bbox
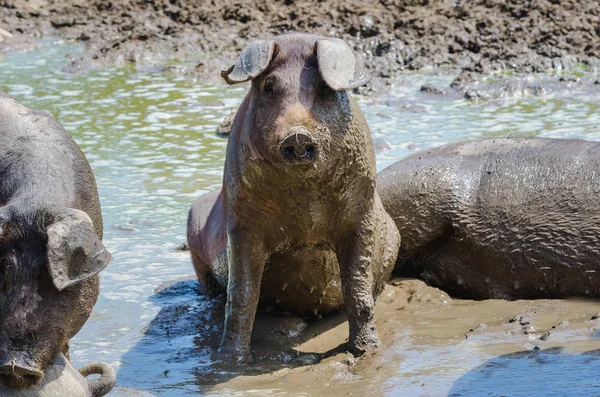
[0,354,116,397]
[378,138,600,299]
[0,92,111,390]
[187,33,400,363]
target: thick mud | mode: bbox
[128,277,600,396]
[1,0,599,87]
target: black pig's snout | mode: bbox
[0,355,44,390]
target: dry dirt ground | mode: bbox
[1,0,599,88]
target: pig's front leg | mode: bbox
[336,211,381,355]
[218,227,267,364]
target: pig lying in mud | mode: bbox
[187,33,400,362]
[0,92,113,394]
[0,354,116,397]
[378,138,600,300]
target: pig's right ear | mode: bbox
[221,40,276,85]
[44,208,111,291]
[316,38,370,91]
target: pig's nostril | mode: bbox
[0,373,10,384]
[23,374,40,386]
[283,145,295,159]
[282,143,317,161]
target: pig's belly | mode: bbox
[261,245,344,316]
[212,244,344,316]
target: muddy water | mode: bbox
[1,43,599,396]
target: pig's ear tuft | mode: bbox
[45,208,111,291]
[316,38,370,91]
[222,40,277,85]
[0,207,12,242]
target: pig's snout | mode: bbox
[280,127,318,163]
[0,356,44,390]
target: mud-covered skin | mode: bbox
[378,138,600,300]
[0,92,110,390]
[0,354,116,397]
[189,190,397,315]
[187,34,400,363]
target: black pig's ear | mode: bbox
[45,208,111,291]
[0,209,7,241]
[0,206,15,242]
[316,38,370,91]
[222,40,276,85]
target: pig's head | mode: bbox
[222,33,369,170]
[0,205,110,390]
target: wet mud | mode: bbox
[119,277,600,396]
[1,0,599,88]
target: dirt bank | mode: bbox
[1,0,599,86]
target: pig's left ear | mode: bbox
[45,208,111,291]
[221,40,276,85]
[316,38,370,91]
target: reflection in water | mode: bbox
[0,42,599,395]
[449,348,600,397]
[118,279,338,395]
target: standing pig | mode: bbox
[0,92,111,391]
[187,33,400,362]
[378,138,600,299]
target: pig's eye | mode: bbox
[263,77,276,93]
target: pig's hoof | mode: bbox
[216,344,249,367]
[197,272,223,297]
[348,332,381,356]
